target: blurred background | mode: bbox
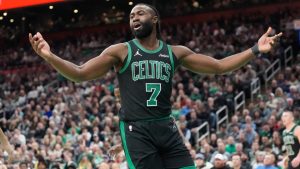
[0,0,300,168]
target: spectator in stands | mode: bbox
[19,161,28,169]
[36,156,48,169]
[211,154,231,169]
[225,136,236,155]
[210,133,218,149]
[243,124,257,146]
[256,153,278,169]
[78,154,93,169]
[180,121,192,142]
[195,153,213,169]
[231,154,248,169]
[210,141,230,163]
[217,124,228,140]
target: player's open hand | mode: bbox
[257,27,283,53]
[29,32,51,61]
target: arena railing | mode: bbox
[264,59,281,90]
[216,106,229,132]
[250,78,261,102]
[234,91,245,112]
[284,46,293,68]
[195,121,210,149]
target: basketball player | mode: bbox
[29,3,282,169]
[282,111,300,169]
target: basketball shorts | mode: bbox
[119,117,195,169]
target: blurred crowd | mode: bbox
[0,0,295,47]
[0,2,300,169]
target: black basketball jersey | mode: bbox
[117,39,178,121]
[283,124,300,160]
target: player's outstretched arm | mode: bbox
[291,126,300,168]
[0,128,14,163]
[29,32,126,82]
[173,27,282,75]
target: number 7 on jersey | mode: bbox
[146,83,161,107]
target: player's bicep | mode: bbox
[173,45,221,74]
[79,44,125,81]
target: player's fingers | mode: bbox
[29,33,36,49]
[29,33,34,43]
[271,33,282,41]
[38,42,45,51]
[33,33,39,41]
[276,32,283,37]
[269,40,275,47]
[33,38,44,52]
[264,27,272,37]
[37,32,43,39]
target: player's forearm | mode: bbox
[46,52,83,82]
[218,48,255,74]
[0,129,13,151]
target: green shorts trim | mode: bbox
[120,121,136,169]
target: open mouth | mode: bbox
[133,23,142,30]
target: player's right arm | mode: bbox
[291,126,300,168]
[29,32,127,82]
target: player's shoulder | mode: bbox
[103,43,128,57]
[169,45,190,51]
[107,43,128,51]
[169,45,194,60]
[294,125,300,135]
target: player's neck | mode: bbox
[135,33,159,50]
[286,122,296,131]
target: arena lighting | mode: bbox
[49,5,54,9]
[193,1,199,8]
[3,12,7,16]
[0,16,3,20]
[73,9,78,13]
[112,6,116,10]
[0,0,64,10]
[129,1,133,5]
[9,18,14,23]
[22,17,26,21]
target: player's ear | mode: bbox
[152,15,158,24]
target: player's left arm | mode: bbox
[292,126,300,167]
[173,27,282,75]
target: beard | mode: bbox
[131,20,153,39]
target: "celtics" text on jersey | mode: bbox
[131,60,171,83]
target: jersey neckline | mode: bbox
[133,39,163,54]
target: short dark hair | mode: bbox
[134,3,161,39]
[19,161,27,167]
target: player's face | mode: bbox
[130,5,155,39]
[281,112,293,126]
